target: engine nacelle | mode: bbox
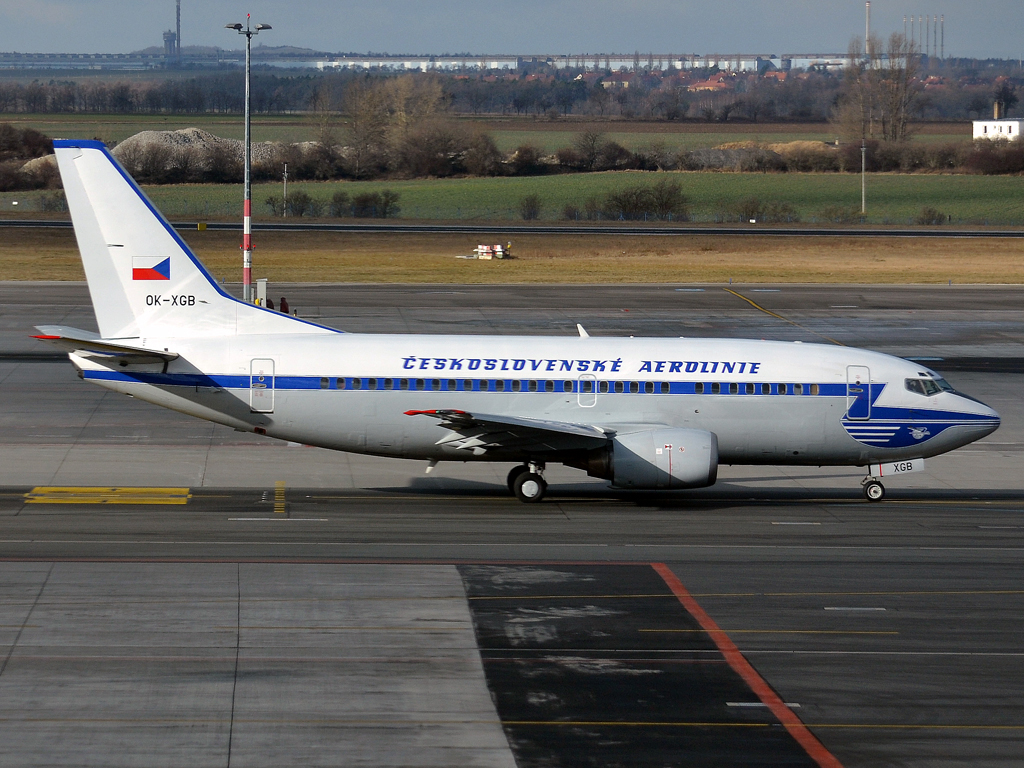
[609,428,719,489]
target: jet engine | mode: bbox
[567,428,719,490]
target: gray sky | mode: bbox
[0,1,1020,60]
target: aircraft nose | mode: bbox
[965,396,1001,437]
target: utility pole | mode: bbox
[225,15,271,303]
[282,163,288,218]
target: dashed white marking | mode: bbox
[727,701,801,708]
[824,607,886,612]
[771,522,822,526]
[229,517,328,521]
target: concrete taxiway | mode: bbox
[0,282,1022,766]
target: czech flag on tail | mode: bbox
[132,256,170,281]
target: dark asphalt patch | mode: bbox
[459,564,821,767]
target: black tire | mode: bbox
[513,472,547,503]
[507,465,530,495]
[864,480,885,502]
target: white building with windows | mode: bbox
[973,119,1021,140]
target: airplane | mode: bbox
[35,139,1001,503]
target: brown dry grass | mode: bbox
[2,228,1023,284]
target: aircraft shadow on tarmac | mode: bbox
[368,478,1024,506]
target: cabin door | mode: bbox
[250,358,275,413]
[846,365,871,420]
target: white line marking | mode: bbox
[228,518,328,521]
[727,701,801,708]
[771,522,822,526]
[824,607,886,612]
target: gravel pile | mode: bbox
[111,127,281,163]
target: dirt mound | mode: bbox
[112,128,281,164]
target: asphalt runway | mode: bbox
[0,282,1022,766]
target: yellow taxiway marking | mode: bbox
[274,481,286,514]
[24,487,191,505]
[723,288,845,346]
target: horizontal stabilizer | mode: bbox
[33,325,178,364]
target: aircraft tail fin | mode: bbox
[53,140,335,339]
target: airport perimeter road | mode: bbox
[0,282,1022,767]
[3,218,1024,238]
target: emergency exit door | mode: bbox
[250,358,275,413]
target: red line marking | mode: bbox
[651,562,844,768]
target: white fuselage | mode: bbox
[73,333,1000,467]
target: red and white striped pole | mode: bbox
[227,16,270,303]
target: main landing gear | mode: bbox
[508,462,547,503]
[862,477,885,502]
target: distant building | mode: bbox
[974,101,1021,140]
[974,119,1021,140]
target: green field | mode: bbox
[3,171,1017,226]
[5,113,972,152]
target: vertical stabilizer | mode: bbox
[53,140,335,340]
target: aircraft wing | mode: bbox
[33,325,179,365]
[405,408,610,455]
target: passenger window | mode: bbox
[352,378,362,390]
[336,377,345,390]
[711,382,720,395]
[614,381,624,393]
[384,378,393,390]
[527,380,537,392]
[564,380,574,392]
[779,383,787,395]
[511,380,521,392]
[463,380,472,391]
[761,383,770,395]
[695,382,704,394]
[599,381,609,393]
[320,377,329,389]
[399,378,409,391]
[545,381,555,392]
[746,383,755,394]
[431,379,440,391]
[660,382,669,394]
[810,383,819,395]
[368,378,378,391]
[581,380,593,393]
[629,381,639,393]
[447,379,456,390]
[729,382,738,394]
[645,381,654,394]
[794,383,803,395]
[414,379,424,390]
[495,380,505,392]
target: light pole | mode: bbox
[861,139,867,216]
[225,16,271,303]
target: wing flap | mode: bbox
[405,409,610,456]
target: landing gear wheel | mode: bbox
[513,472,547,503]
[507,465,530,495]
[863,480,885,502]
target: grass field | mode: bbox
[4,170,1021,225]
[4,228,1022,284]
[4,113,971,152]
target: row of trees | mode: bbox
[0,61,1020,122]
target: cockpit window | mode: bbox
[905,377,955,396]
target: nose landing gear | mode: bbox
[862,477,885,502]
